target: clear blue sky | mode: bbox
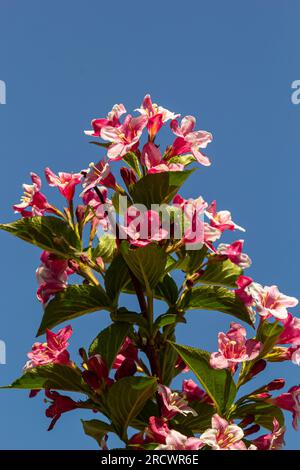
[0,0,300,450]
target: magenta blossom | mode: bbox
[112,337,138,380]
[249,283,298,320]
[36,251,75,304]
[82,354,113,391]
[158,385,197,420]
[13,172,54,217]
[268,385,300,430]
[206,200,245,232]
[235,275,254,306]
[123,207,168,247]
[147,417,170,444]
[210,322,262,371]
[100,114,147,160]
[200,414,246,450]
[84,103,126,137]
[182,379,212,403]
[45,168,82,201]
[136,94,179,140]
[170,115,213,166]
[141,142,184,174]
[45,390,79,431]
[156,430,204,450]
[81,160,116,194]
[278,313,300,345]
[25,325,72,369]
[173,194,207,247]
[217,240,251,269]
[251,419,285,450]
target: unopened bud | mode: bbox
[244,424,260,436]
[266,378,285,391]
[120,167,137,187]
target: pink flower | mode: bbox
[45,390,79,430]
[182,379,211,403]
[210,322,262,371]
[249,283,298,320]
[136,94,179,140]
[158,385,197,420]
[81,160,116,194]
[101,114,147,160]
[269,385,300,430]
[13,172,54,217]
[173,194,207,247]
[206,200,245,232]
[170,115,213,166]
[25,325,72,369]
[141,142,184,174]
[278,313,300,345]
[84,103,126,137]
[45,168,82,201]
[82,354,113,391]
[235,275,254,306]
[291,347,300,366]
[156,430,204,450]
[147,417,170,444]
[217,240,251,268]
[123,207,169,247]
[203,223,222,251]
[36,251,75,304]
[200,414,246,450]
[112,337,138,380]
[251,418,285,450]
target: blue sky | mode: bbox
[0,0,300,450]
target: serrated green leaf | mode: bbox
[181,247,208,273]
[89,322,132,369]
[181,285,253,326]
[105,254,131,303]
[154,313,186,332]
[200,258,242,288]
[233,401,285,430]
[37,285,112,335]
[0,216,81,258]
[129,170,194,209]
[81,419,113,447]
[107,376,157,439]
[169,342,236,414]
[256,321,284,359]
[168,154,196,166]
[3,364,88,393]
[123,152,142,178]
[93,235,116,263]
[155,275,179,306]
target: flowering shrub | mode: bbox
[1,94,300,450]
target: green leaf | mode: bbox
[181,285,253,326]
[233,401,285,430]
[3,364,88,393]
[181,247,208,273]
[200,258,242,288]
[105,254,131,303]
[131,400,159,430]
[256,321,284,358]
[123,152,142,178]
[168,154,196,166]
[154,313,186,332]
[173,401,214,434]
[169,342,236,414]
[89,322,132,369]
[155,275,179,306]
[93,235,116,263]
[81,419,113,447]
[0,216,81,258]
[121,243,167,290]
[160,341,180,386]
[107,376,157,439]
[129,170,194,208]
[37,285,112,335]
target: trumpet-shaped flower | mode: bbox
[156,430,204,450]
[45,168,82,201]
[217,240,251,268]
[235,275,254,306]
[141,142,184,174]
[84,103,126,137]
[278,313,300,345]
[251,419,285,450]
[123,207,169,247]
[13,172,54,217]
[45,390,79,431]
[249,283,298,320]
[25,325,72,369]
[101,114,147,160]
[200,414,246,450]
[81,160,116,194]
[136,94,179,140]
[158,385,197,420]
[268,385,300,430]
[210,322,262,371]
[206,200,245,232]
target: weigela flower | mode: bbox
[200,414,246,450]
[25,325,72,369]
[13,172,54,217]
[123,207,169,247]
[147,416,170,444]
[249,283,298,320]
[136,94,179,140]
[81,160,116,194]
[156,430,204,450]
[84,103,126,137]
[235,275,254,306]
[45,390,79,430]
[268,385,300,430]
[182,379,212,404]
[217,240,252,269]
[278,313,300,345]
[158,385,197,420]
[170,115,213,166]
[101,114,147,160]
[210,322,262,371]
[36,251,75,304]
[45,168,82,201]
[82,354,113,391]
[206,200,245,232]
[173,194,207,247]
[112,337,138,380]
[251,418,285,450]
[141,142,184,174]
